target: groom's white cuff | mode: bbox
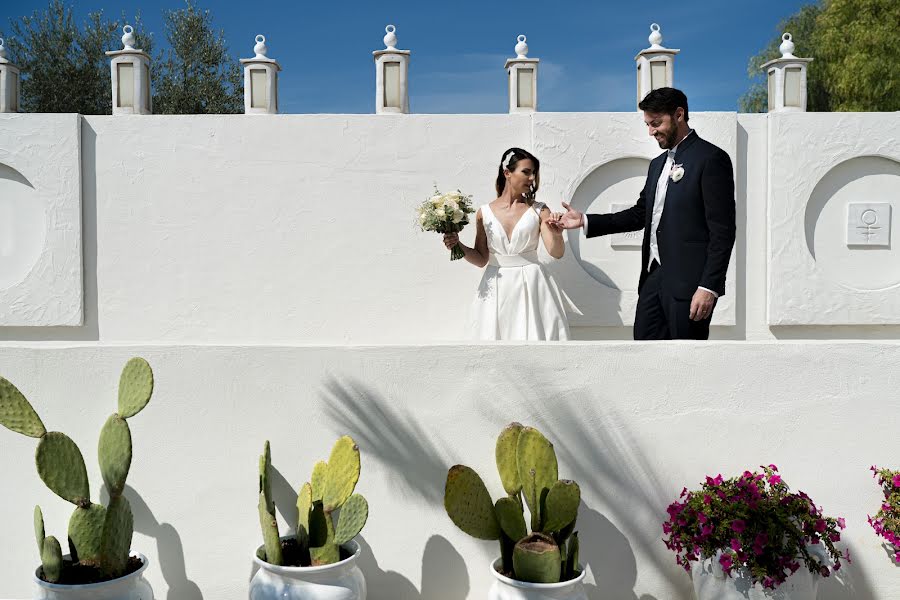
[698,286,719,299]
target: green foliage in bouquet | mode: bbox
[416,188,476,260]
[444,423,581,583]
[0,358,154,583]
[257,436,369,566]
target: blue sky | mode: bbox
[3,0,813,113]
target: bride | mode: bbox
[443,147,570,341]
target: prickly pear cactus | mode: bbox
[444,423,582,583]
[0,358,154,584]
[258,436,368,568]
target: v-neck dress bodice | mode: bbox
[470,202,569,341]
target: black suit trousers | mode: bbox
[634,262,713,340]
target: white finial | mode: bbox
[648,23,663,48]
[514,34,528,58]
[779,32,796,58]
[384,24,398,50]
[122,25,135,50]
[253,34,268,58]
[0,38,6,60]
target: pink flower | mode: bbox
[837,517,846,529]
[814,519,827,533]
[768,474,782,485]
[731,519,746,534]
[730,538,742,552]
[892,474,900,488]
[718,552,733,572]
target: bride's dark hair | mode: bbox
[495,147,541,199]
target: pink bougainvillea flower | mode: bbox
[837,517,846,529]
[730,538,742,552]
[718,552,733,572]
[892,474,900,488]
[768,474,782,485]
[731,520,746,533]
[814,519,827,533]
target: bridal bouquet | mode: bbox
[417,189,475,260]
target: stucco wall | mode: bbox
[0,343,897,599]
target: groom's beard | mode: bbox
[657,128,678,149]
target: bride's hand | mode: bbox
[443,232,459,249]
[546,212,565,233]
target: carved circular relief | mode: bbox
[805,155,900,291]
[0,163,45,290]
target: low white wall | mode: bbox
[0,343,897,599]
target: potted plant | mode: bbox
[0,358,155,600]
[663,465,848,600]
[250,436,368,600]
[443,423,585,600]
[868,465,900,563]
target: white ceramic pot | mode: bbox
[249,539,366,600]
[487,558,587,600]
[33,553,153,600]
[691,549,824,600]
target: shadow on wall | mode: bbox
[116,485,204,600]
[0,119,100,341]
[320,376,455,505]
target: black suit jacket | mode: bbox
[585,132,736,299]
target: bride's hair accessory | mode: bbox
[501,150,516,171]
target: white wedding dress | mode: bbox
[469,202,570,341]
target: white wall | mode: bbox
[0,343,897,599]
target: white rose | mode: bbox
[435,207,445,218]
[671,165,684,182]
[431,195,444,206]
[452,209,464,223]
[419,212,428,224]
[444,200,459,212]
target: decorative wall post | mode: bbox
[761,33,813,113]
[105,25,151,115]
[505,35,538,113]
[0,38,21,113]
[240,35,280,114]
[635,23,679,108]
[373,25,410,114]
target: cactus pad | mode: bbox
[98,415,132,497]
[117,357,153,419]
[68,503,107,565]
[495,422,524,496]
[0,377,46,438]
[322,436,360,513]
[259,441,274,514]
[334,493,368,545]
[34,505,45,554]
[36,432,90,505]
[542,480,580,534]
[258,491,283,566]
[310,461,328,502]
[41,536,63,583]
[512,533,561,584]
[516,427,558,529]
[444,465,500,540]
[296,482,312,546]
[565,532,579,579]
[495,496,527,542]
[310,510,339,565]
[100,495,133,577]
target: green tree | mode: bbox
[153,1,243,114]
[739,3,826,113]
[740,0,900,112]
[815,0,900,111]
[1,0,151,114]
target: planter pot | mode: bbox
[33,553,153,600]
[691,548,827,600]
[249,539,366,600]
[488,558,587,600]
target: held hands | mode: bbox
[689,289,716,321]
[547,202,585,230]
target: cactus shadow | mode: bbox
[355,534,469,600]
[269,465,300,533]
[320,376,453,505]
[119,485,204,600]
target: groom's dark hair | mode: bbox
[639,87,689,122]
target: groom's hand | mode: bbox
[689,289,716,321]
[555,202,585,230]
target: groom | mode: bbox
[556,88,735,340]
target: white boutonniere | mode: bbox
[670,164,685,182]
